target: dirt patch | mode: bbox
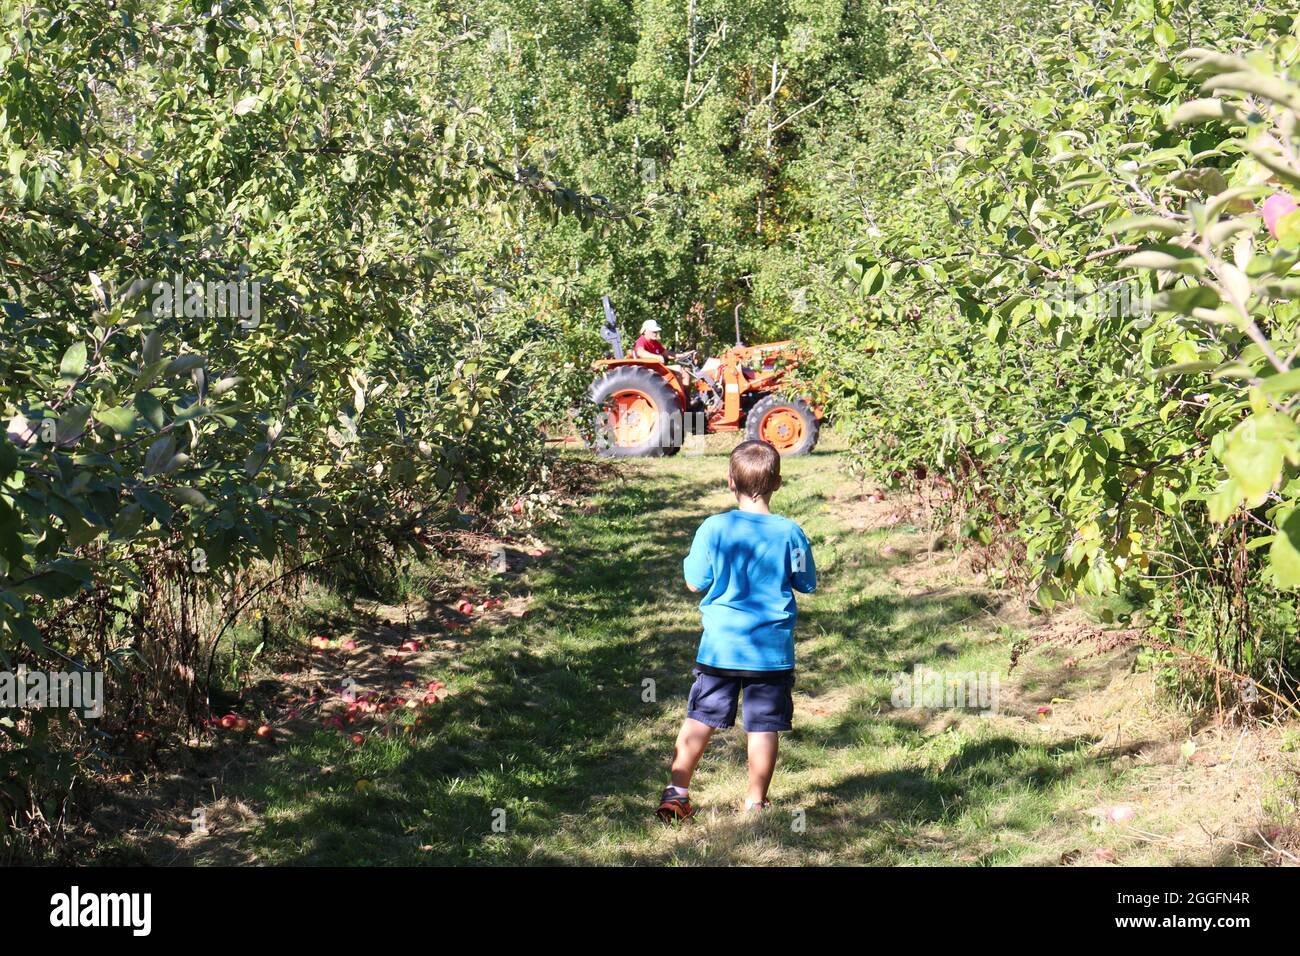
[798,683,865,720]
[828,486,917,534]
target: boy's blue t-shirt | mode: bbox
[682,509,817,672]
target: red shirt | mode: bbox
[634,335,666,357]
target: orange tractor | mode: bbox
[588,299,822,457]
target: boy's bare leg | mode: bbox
[745,732,779,805]
[669,717,715,789]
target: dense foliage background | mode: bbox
[5,0,1300,847]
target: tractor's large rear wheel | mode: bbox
[746,394,819,456]
[589,365,684,458]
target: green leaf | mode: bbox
[1169,98,1241,127]
[134,391,165,431]
[1270,510,1300,589]
[164,355,205,377]
[133,487,173,524]
[1120,246,1205,275]
[1259,368,1300,396]
[1102,215,1184,237]
[20,559,91,601]
[170,487,211,509]
[59,342,88,380]
[7,613,46,654]
[143,435,175,476]
[93,406,140,435]
[1223,411,1300,504]
[110,502,144,540]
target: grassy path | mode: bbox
[147,439,1294,866]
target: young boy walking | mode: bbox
[656,439,817,820]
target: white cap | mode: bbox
[640,320,661,334]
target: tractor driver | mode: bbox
[633,320,693,389]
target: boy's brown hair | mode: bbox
[729,440,782,499]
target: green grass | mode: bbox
[192,437,1269,866]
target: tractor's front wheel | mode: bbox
[589,365,684,458]
[746,394,819,456]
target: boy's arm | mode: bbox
[791,527,817,594]
[683,521,714,593]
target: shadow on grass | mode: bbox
[219,454,1131,866]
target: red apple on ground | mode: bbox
[1106,805,1135,824]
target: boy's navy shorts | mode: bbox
[686,667,795,732]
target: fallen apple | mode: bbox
[220,714,238,729]
[349,732,365,745]
[1106,805,1135,824]
[256,725,274,740]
